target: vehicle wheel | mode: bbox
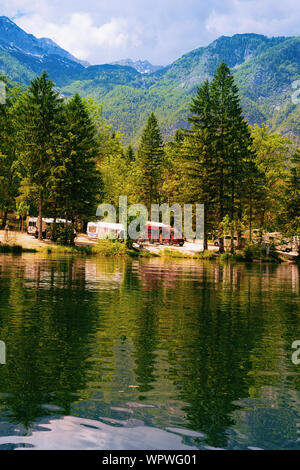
[214,242,219,247]
[285,248,291,253]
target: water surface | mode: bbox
[0,254,299,450]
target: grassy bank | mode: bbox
[0,244,37,254]
[160,244,284,263]
[1,238,296,264]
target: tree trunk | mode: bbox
[258,211,265,244]
[249,198,253,242]
[203,203,208,251]
[230,227,235,254]
[2,211,8,229]
[38,193,43,241]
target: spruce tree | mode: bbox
[16,71,62,239]
[51,94,103,228]
[136,113,164,212]
[186,62,255,252]
[185,80,218,249]
[280,148,300,253]
[0,80,20,228]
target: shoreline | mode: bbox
[0,230,298,264]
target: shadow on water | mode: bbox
[0,254,299,449]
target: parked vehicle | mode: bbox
[142,222,185,246]
[263,232,293,252]
[29,217,73,239]
[87,220,184,246]
[27,217,38,235]
[87,221,124,239]
[214,235,238,247]
[293,236,300,252]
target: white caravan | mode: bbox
[87,221,124,239]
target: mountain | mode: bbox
[0,16,86,85]
[111,59,163,74]
[0,17,299,145]
[0,16,88,66]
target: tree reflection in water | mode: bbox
[0,254,299,449]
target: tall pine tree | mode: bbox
[136,113,164,212]
[186,62,256,252]
[50,94,103,226]
[16,72,62,239]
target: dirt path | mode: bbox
[0,230,54,250]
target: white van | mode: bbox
[27,217,38,235]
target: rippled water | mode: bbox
[0,254,299,450]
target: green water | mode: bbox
[0,253,299,450]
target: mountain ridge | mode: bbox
[0,17,299,145]
[111,59,163,74]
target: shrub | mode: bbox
[197,250,217,260]
[57,225,75,246]
[242,242,261,262]
[93,239,128,256]
[0,244,23,253]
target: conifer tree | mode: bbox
[50,94,103,227]
[279,148,300,253]
[0,79,20,228]
[136,113,164,212]
[16,71,62,239]
[185,62,255,252]
[210,61,254,252]
[185,80,218,249]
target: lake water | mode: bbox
[0,253,299,450]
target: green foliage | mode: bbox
[183,62,255,252]
[2,28,300,144]
[242,242,262,262]
[136,113,165,210]
[195,250,217,260]
[16,71,62,238]
[278,148,300,250]
[93,239,129,256]
[56,225,75,246]
[50,93,104,221]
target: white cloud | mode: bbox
[3,0,300,64]
[16,13,142,62]
[1,0,50,18]
[205,0,300,38]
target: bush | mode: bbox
[57,225,75,246]
[196,250,217,260]
[0,244,22,253]
[220,252,232,261]
[93,239,128,256]
[242,242,261,262]
[267,241,280,262]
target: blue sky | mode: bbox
[1,0,300,65]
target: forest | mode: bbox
[0,62,299,253]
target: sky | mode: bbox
[1,0,300,65]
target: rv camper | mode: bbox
[263,232,294,252]
[27,217,38,235]
[87,221,124,239]
[28,217,73,239]
[138,221,185,246]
